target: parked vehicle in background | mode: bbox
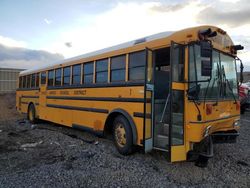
[239,83,250,114]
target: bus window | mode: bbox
[111,55,126,82]
[172,44,184,82]
[129,50,146,81]
[55,68,62,86]
[63,67,71,85]
[96,59,108,83]
[41,72,46,85]
[31,74,36,88]
[48,70,54,86]
[19,77,22,88]
[27,75,31,88]
[22,76,26,88]
[36,73,40,87]
[72,64,81,85]
[83,62,93,84]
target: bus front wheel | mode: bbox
[28,104,38,124]
[113,115,133,155]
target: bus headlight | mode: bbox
[203,125,212,137]
[233,120,240,127]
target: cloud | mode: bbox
[150,3,187,12]
[149,0,203,13]
[45,1,204,58]
[0,35,27,48]
[196,1,250,27]
[44,18,52,25]
[65,42,72,48]
[0,44,64,69]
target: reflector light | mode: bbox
[206,104,213,115]
[236,101,240,111]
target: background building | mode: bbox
[0,68,25,94]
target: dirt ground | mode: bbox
[0,93,249,187]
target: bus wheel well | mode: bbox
[28,102,35,110]
[104,112,120,138]
[104,109,137,145]
[27,102,38,123]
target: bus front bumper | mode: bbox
[188,130,239,162]
[211,130,239,144]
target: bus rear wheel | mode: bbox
[113,115,133,155]
[28,104,38,124]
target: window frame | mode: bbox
[63,66,71,85]
[31,74,36,88]
[19,77,22,88]
[41,72,46,85]
[83,62,94,84]
[128,50,146,81]
[96,58,108,83]
[27,75,31,88]
[22,76,27,88]
[72,64,81,85]
[110,55,126,82]
[55,68,62,86]
[48,70,55,86]
[36,73,40,87]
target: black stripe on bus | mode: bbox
[189,114,240,124]
[47,96,146,103]
[47,81,144,90]
[35,103,39,105]
[133,112,151,118]
[46,104,109,114]
[21,102,29,104]
[17,87,39,91]
[22,96,39,99]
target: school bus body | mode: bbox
[16,25,241,162]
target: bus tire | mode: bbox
[28,103,38,124]
[112,115,133,155]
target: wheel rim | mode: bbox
[29,107,34,121]
[114,123,126,147]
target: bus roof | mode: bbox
[20,25,234,76]
[20,31,174,75]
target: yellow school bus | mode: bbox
[16,25,244,165]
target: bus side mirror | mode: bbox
[187,84,200,100]
[200,40,212,58]
[240,61,244,83]
[200,41,212,77]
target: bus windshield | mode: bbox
[189,44,238,100]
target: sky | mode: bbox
[0,0,250,71]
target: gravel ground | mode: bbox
[0,94,249,188]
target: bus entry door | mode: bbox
[144,48,154,153]
[169,41,186,162]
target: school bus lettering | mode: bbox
[74,90,86,95]
[60,91,69,95]
[49,91,56,95]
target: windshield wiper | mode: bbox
[221,65,237,103]
[214,63,221,106]
[203,77,212,109]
